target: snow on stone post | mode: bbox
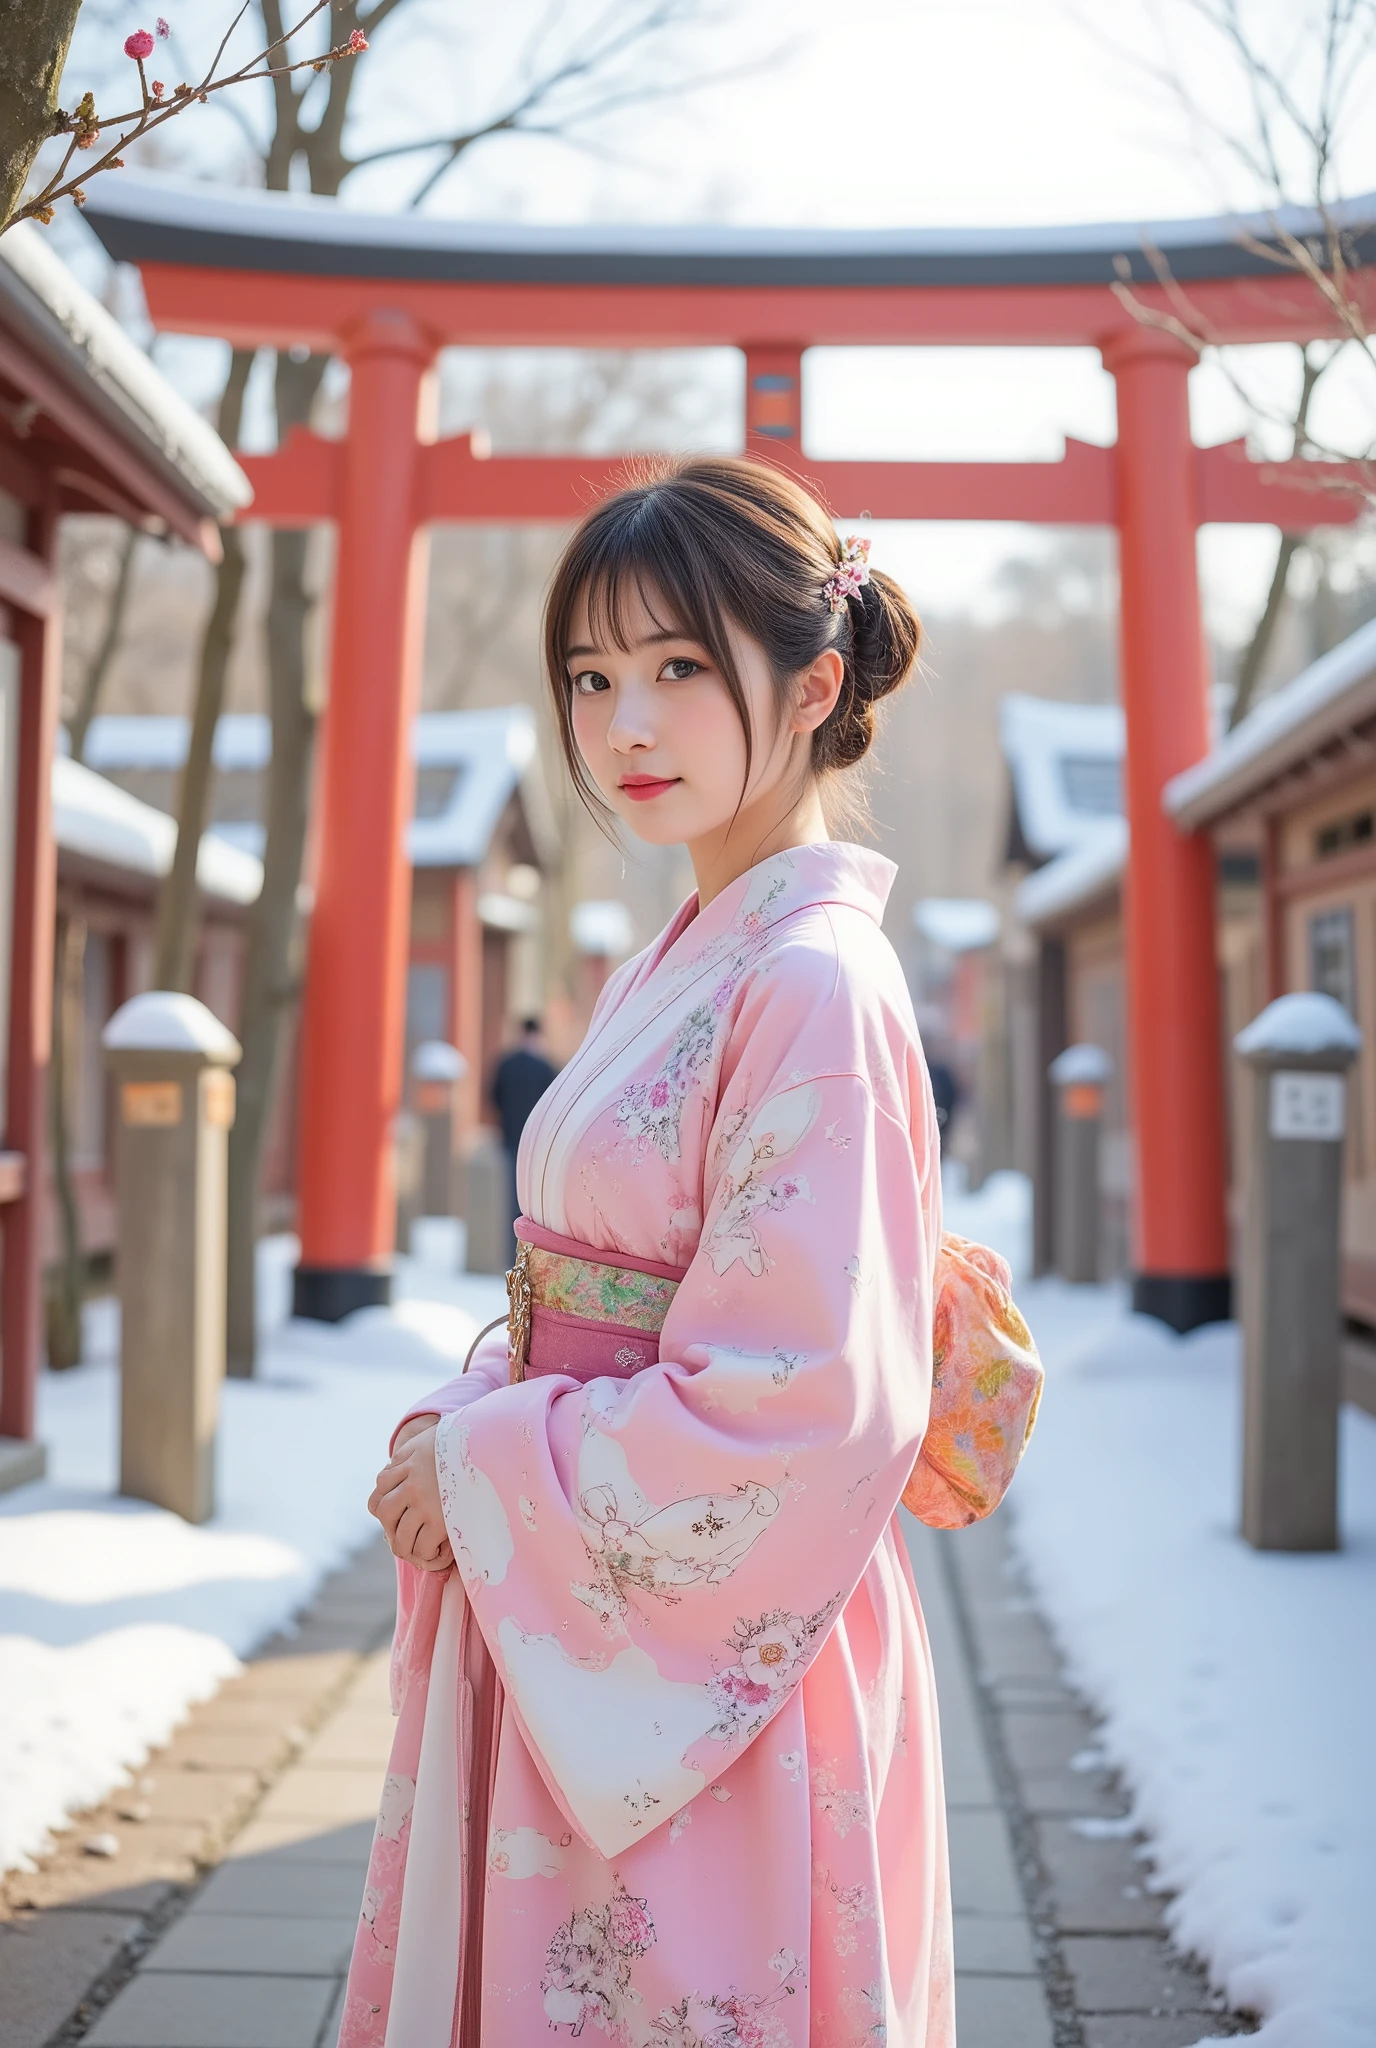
[102,993,241,1525]
[1234,993,1362,1552]
[1048,1043,1113,1285]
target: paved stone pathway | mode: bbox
[915,1514,1256,2048]
[4,1516,1256,2047]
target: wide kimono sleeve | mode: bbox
[433,970,939,1860]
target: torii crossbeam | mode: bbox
[86,176,1374,1331]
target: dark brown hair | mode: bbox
[542,455,922,819]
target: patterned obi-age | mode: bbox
[503,1218,687,1385]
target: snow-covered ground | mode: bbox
[949,1168,1376,2048]
[0,1237,505,1875]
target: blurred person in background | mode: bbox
[491,1016,559,1257]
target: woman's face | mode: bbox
[565,582,828,852]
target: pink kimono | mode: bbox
[340,843,1028,2048]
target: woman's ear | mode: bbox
[791,649,845,735]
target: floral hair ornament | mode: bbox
[823,535,872,612]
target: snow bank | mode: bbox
[0,1252,506,1874]
[941,1163,1033,1284]
[1009,1280,1376,2048]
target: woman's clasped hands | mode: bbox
[368,1414,454,1571]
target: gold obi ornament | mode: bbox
[504,1237,681,1383]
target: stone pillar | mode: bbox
[102,992,241,1525]
[1048,1043,1112,1284]
[462,1126,511,1276]
[412,1039,466,1216]
[1235,993,1361,1552]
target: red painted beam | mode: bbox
[803,441,1115,522]
[238,428,1366,530]
[236,427,342,525]
[137,263,1376,355]
[1195,437,1366,526]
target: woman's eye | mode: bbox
[661,658,701,682]
[571,669,611,696]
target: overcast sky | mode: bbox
[65,0,1376,644]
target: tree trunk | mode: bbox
[0,0,82,231]
[153,529,248,990]
[1228,348,1325,732]
[45,911,85,1370]
[1229,531,1301,730]
[69,526,138,763]
[226,351,328,1375]
[153,347,255,994]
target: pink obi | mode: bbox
[505,1218,686,1385]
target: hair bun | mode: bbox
[816,568,922,771]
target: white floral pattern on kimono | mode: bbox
[340,844,957,2048]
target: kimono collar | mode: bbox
[666,841,896,970]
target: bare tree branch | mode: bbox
[4,0,368,230]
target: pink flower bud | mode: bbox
[124,29,154,58]
[348,27,368,50]
[156,15,170,34]
[151,80,164,96]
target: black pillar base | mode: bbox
[1131,1271,1232,1334]
[293,1264,393,1323]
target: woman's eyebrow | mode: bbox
[565,629,696,661]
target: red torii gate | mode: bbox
[86,178,1373,1332]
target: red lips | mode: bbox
[619,775,679,802]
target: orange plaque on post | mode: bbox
[1062,1083,1104,1120]
[204,1070,236,1130]
[414,1080,451,1115]
[122,1080,183,1127]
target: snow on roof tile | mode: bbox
[1166,616,1376,831]
[1015,817,1126,931]
[83,173,1376,293]
[999,693,1124,862]
[0,224,250,521]
[53,754,262,904]
[79,705,542,868]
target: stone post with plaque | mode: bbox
[1048,1042,1113,1284]
[102,992,241,1524]
[1235,992,1362,1551]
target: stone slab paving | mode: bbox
[7,1506,1261,2047]
[923,1511,1258,2047]
[0,1536,399,2048]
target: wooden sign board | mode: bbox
[122,1080,183,1127]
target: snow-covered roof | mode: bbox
[84,174,1376,291]
[408,709,543,869]
[913,898,1000,953]
[78,712,271,773]
[53,755,262,905]
[0,223,251,523]
[79,705,543,869]
[1015,818,1126,931]
[1166,616,1376,832]
[1000,693,1124,863]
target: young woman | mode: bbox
[348,457,1042,2048]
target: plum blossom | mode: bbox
[348,26,369,49]
[155,15,170,35]
[124,29,154,58]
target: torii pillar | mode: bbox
[1106,329,1230,1327]
[292,311,436,1319]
